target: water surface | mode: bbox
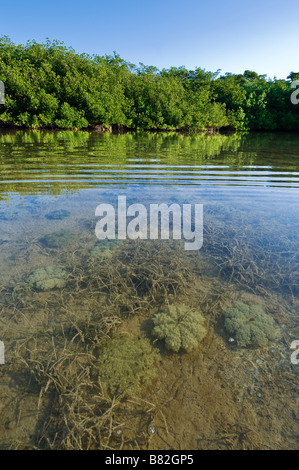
[0,130,298,450]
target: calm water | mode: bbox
[0,130,298,450]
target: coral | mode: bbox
[96,334,160,397]
[45,209,71,220]
[152,303,207,352]
[90,238,122,259]
[223,302,276,347]
[27,265,67,291]
[41,229,76,248]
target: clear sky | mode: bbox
[1,0,298,79]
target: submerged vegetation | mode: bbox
[26,265,67,291]
[0,36,298,131]
[152,304,207,352]
[96,334,160,398]
[40,229,77,248]
[4,240,198,449]
[0,217,297,449]
[90,239,123,260]
[223,302,277,347]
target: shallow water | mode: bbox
[0,130,298,450]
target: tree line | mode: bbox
[0,37,298,131]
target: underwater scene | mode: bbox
[0,130,298,450]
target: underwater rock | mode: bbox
[90,238,123,259]
[45,209,71,220]
[152,303,207,352]
[40,229,77,248]
[223,302,277,347]
[26,265,67,291]
[96,334,160,397]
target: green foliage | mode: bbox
[152,303,207,352]
[223,302,277,347]
[211,71,299,131]
[27,265,67,291]
[96,334,160,398]
[287,72,299,82]
[0,36,298,131]
[55,103,88,129]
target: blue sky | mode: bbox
[1,0,298,79]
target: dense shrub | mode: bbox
[0,37,298,131]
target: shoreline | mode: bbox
[1,123,299,136]
[0,122,232,134]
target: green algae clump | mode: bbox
[27,265,67,291]
[152,303,207,353]
[41,229,76,248]
[90,238,123,260]
[97,335,160,398]
[223,302,276,347]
